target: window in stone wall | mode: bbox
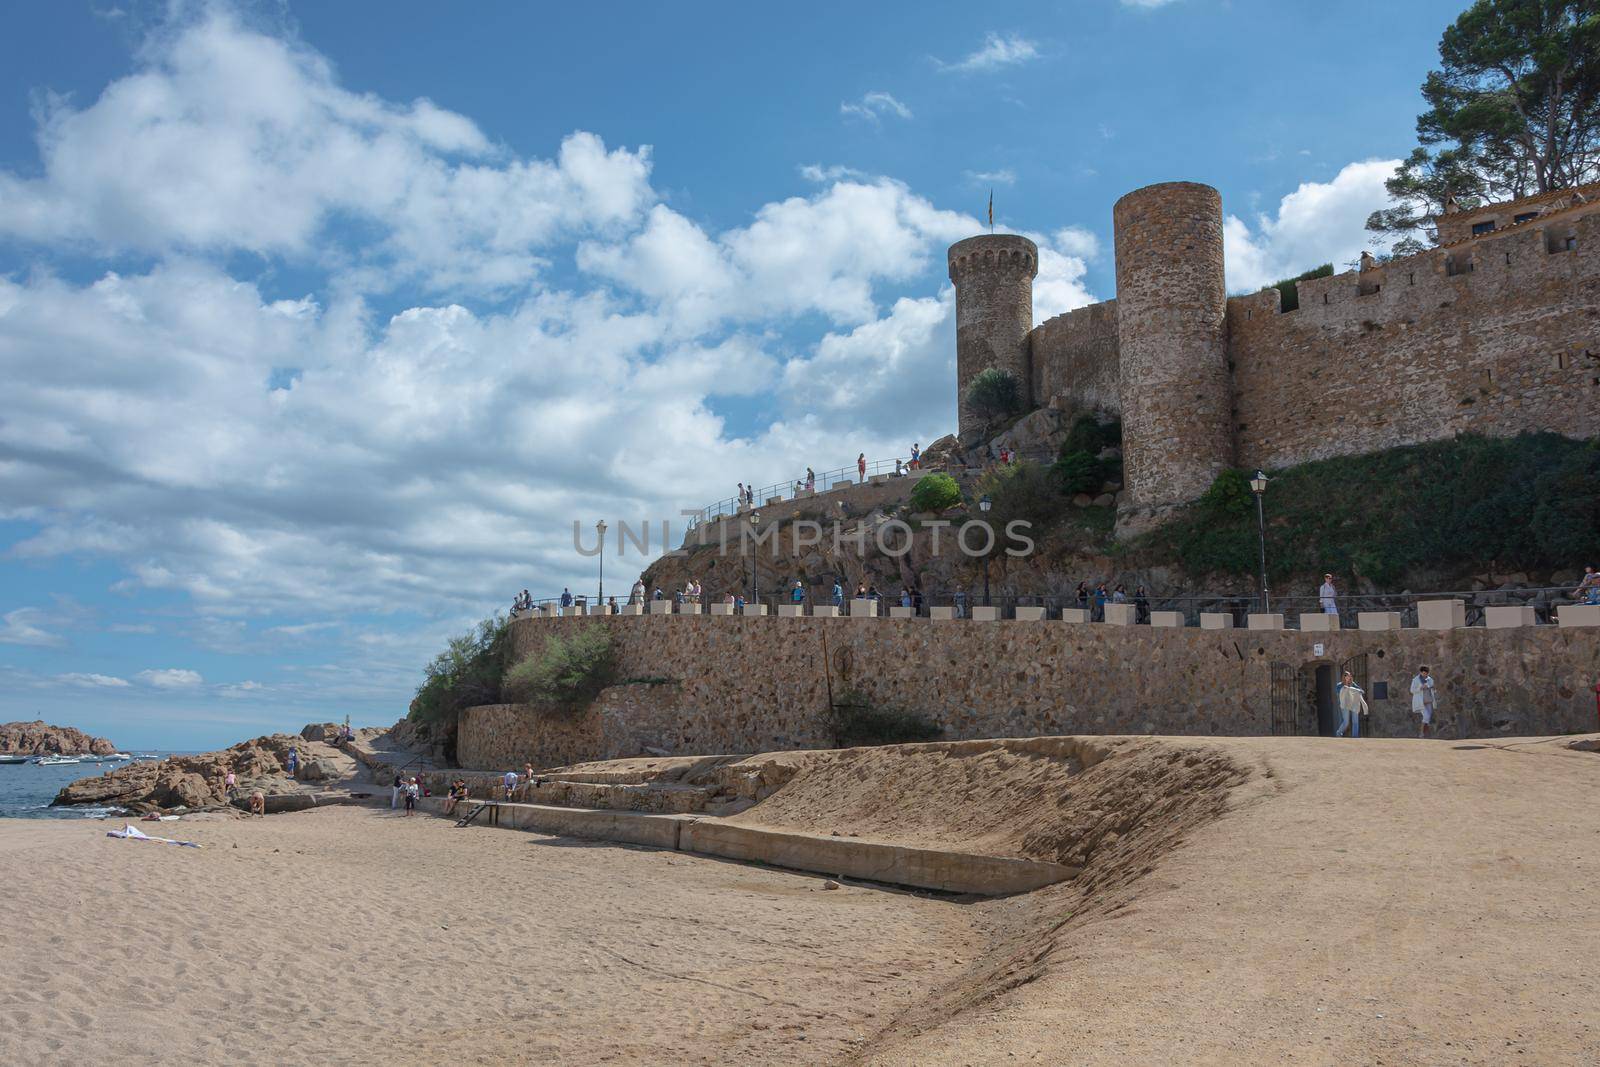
[1514,212,1539,225]
[1471,220,1496,235]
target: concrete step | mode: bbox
[528,779,715,814]
[415,797,1078,897]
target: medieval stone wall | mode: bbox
[1113,182,1234,507]
[949,234,1037,436]
[455,614,1600,770]
[1228,207,1600,472]
[1029,298,1121,415]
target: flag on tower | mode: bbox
[987,189,994,231]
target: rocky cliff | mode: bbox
[0,720,117,756]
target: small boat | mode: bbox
[106,752,133,760]
[36,755,83,766]
[0,753,29,765]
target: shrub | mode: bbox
[909,472,962,513]
[1062,413,1121,457]
[503,624,617,714]
[1053,450,1105,495]
[1265,263,1333,312]
[973,461,1070,543]
[409,614,509,725]
[1198,468,1255,517]
[825,690,944,748]
[963,368,1022,422]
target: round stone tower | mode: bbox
[1112,181,1233,509]
[948,234,1038,437]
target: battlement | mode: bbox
[947,234,1039,281]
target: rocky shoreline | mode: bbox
[52,721,400,814]
[0,720,117,757]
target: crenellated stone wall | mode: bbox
[454,614,1600,770]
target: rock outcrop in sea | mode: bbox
[0,720,117,756]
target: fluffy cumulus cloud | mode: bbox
[1223,159,1401,291]
[0,5,1110,722]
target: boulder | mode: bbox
[0,720,118,757]
[992,407,1066,458]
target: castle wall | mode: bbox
[1228,207,1600,472]
[1114,183,1234,507]
[456,614,1600,769]
[949,235,1038,436]
[1029,298,1122,414]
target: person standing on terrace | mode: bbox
[1320,574,1338,615]
[857,453,866,481]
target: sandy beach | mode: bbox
[4,734,1598,1066]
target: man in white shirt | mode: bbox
[1319,573,1338,615]
[1410,665,1438,738]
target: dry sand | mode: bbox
[4,734,1598,1066]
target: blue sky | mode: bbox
[0,0,1465,747]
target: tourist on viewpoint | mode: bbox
[1410,665,1439,738]
[910,443,920,469]
[857,453,867,481]
[1334,670,1368,738]
[631,579,645,604]
[1320,573,1338,615]
[791,580,806,605]
[832,580,844,608]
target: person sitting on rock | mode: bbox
[249,791,265,817]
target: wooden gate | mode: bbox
[1270,661,1300,735]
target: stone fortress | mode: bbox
[949,180,1600,517]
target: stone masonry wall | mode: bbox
[949,234,1038,436]
[1029,298,1121,415]
[455,614,1600,770]
[1227,207,1600,472]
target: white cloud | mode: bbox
[137,668,205,689]
[940,33,1040,73]
[966,169,1016,186]
[216,680,265,699]
[840,91,913,123]
[1121,0,1182,8]
[799,163,866,183]
[57,672,131,688]
[1222,159,1401,292]
[1051,225,1100,260]
[0,6,654,293]
[0,608,63,648]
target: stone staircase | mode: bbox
[423,753,787,816]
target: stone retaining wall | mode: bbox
[454,615,1600,769]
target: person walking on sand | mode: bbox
[1410,665,1438,738]
[403,777,419,816]
[1334,669,1368,737]
[1319,573,1338,615]
[391,771,404,809]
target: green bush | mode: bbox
[1265,263,1333,312]
[503,624,617,714]
[825,690,944,748]
[409,614,509,725]
[1139,433,1600,587]
[963,368,1022,422]
[976,461,1069,542]
[909,472,962,513]
[1053,450,1105,495]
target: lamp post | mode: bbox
[748,511,761,609]
[595,519,607,609]
[1249,471,1269,613]
[979,495,992,608]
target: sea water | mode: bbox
[0,754,181,819]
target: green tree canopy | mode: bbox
[963,368,1022,423]
[1368,0,1600,247]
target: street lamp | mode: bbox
[1249,471,1269,613]
[979,495,993,608]
[748,511,761,609]
[595,519,607,610]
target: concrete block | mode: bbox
[890,606,914,619]
[709,602,733,616]
[930,606,956,620]
[1558,603,1600,627]
[678,603,701,616]
[1199,613,1235,630]
[812,605,840,618]
[740,604,767,616]
[1358,611,1402,631]
[1061,608,1091,624]
[765,497,782,507]
[849,598,878,618]
[777,604,803,618]
[868,474,889,484]
[568,604,588,617]
[1299,613,1340,632]
[972,606,999,621]
[1417,599,1466,630]
[1247,613,1285,631]
[1485,605,1537,628]
[1104,603,1137,626]
[649,600,672,615]
[616,604,644,616]
[1151,611,1185,628]
[1013,606,1046,621]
